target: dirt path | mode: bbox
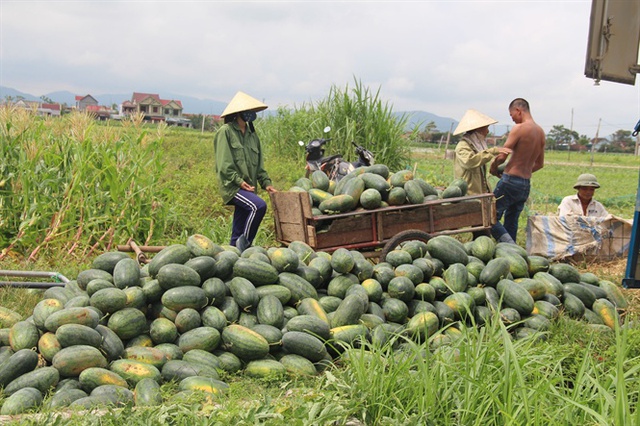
[544,160,639,169]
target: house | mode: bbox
[12,100,61,117]
[75,95,99,111]
[85,105,113,121]
[39,103,61,117]
[161,99,183,118]
[121,92,190,127]
[13,99,40,110]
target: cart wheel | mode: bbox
[380,230,432,262]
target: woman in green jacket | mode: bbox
[214,91,277,251]
[453,109,510,195]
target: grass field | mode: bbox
[2,119,640,424]
[409,146,638,248]
[2,125,637,300]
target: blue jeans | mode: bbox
[491,174,530,242]
[228,190,267,247]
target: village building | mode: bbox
[2,91,192,126]
[39,103,61,117]
[85,105,113,121]
[121,92,191,127]
[10,99,62,117]
[75,95,99,111]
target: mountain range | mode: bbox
[0,86,458,132]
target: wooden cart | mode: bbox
[270,191,496,260]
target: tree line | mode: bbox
[415,121,637,154]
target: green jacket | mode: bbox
[214,122,272,204]
[453,139,500,195]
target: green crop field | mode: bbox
[409,146,638,246]
[1,101,640,424]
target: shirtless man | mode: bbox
[489,98,545,244]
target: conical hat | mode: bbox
[220,91,268,117]
[453,109,498,135]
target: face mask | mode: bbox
[240,111,257,123]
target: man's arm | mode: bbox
[490,125,521,175]
[489,153,506,177]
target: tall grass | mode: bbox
[1,315,637,425]
[0,106,168,261]
[331,316,640,425]
[259,79,414,171]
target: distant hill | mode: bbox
[161,92,228,116]
[0,86,41,102]
[396,111,457,132]
[0,86,459,132]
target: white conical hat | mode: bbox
[453,109,498,135]
[220,91,268,117]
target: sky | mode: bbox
[1,0,639,138]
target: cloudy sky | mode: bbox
[1,0,639,138]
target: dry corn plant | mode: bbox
[95,124,119,147]
[122,111,146,129]
[66,111,95,143]
[156,120,168,139]
[0,109,169,261]
[42,113,57,129]
[0,104,34,140]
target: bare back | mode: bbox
[502,119,545,179]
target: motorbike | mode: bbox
[300,127,375,181]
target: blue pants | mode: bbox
[228,190,267,247]
[491,174,530,242]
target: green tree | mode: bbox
[577,134,590,148]
[415,121,446,144]
[546,125,578,150]
[424,120,437,134]
[421,121,437,141]
[40,95,54,104]
[188,114,219,132]
[607,129,634,153]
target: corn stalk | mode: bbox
[0,106,169,261]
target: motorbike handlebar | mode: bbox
[352,141,367,154]
[307,138,330,148]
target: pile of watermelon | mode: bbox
[0,233,628,415]
[291,165,468,215]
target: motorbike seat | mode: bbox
[321,154,343,164]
